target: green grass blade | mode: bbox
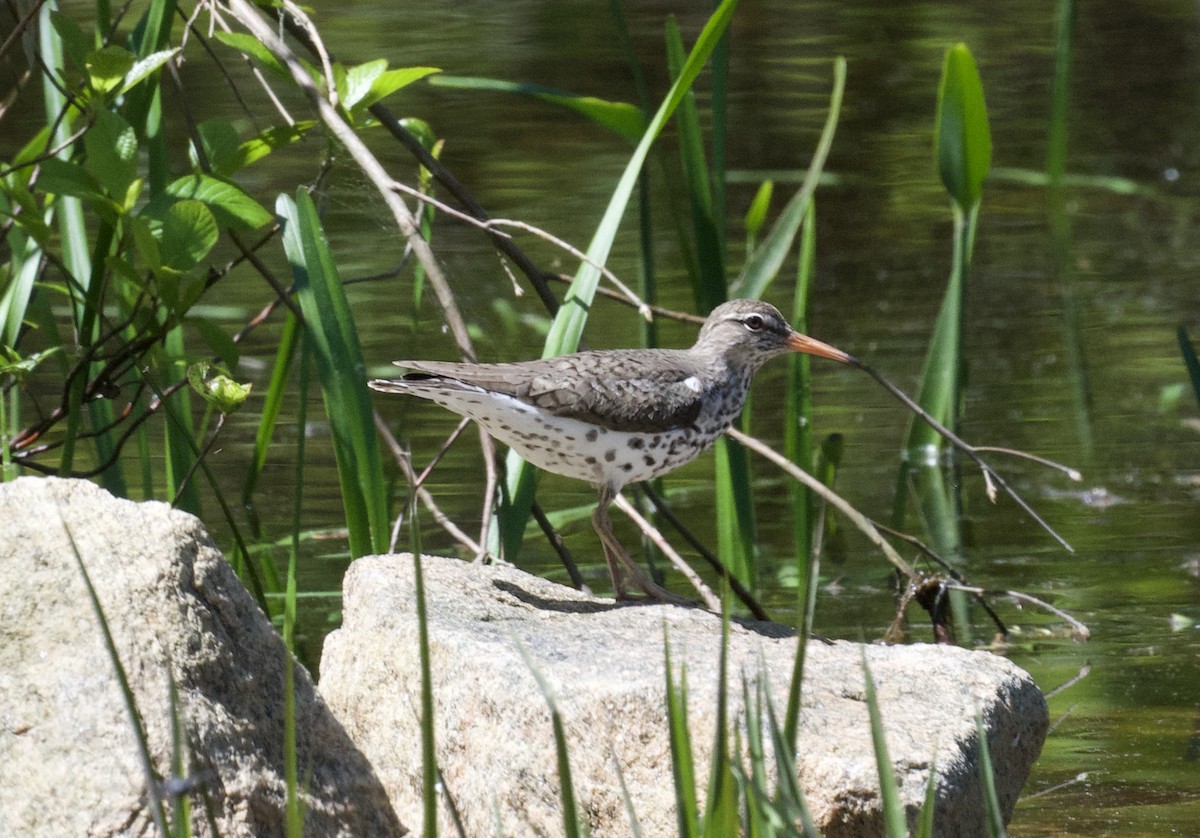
[1178,327,1200,408]
[741,679,770,838]
[712,435,755,589]
[242,311,301,512]
[736,57,845,299]
[61,519,168,834]
[760,672,818,835]
[277,190,389,557]
[862,653,908,837]
[665,16,756,588]
[499,0,740,560]
[409,505,440,837]
[163,328,199,514]
[665,17,723,312]
[1047,0,1075,192]
[702,598,738,837]
[664,627,699,838]
[513,637,583,838]
[283,340,310,837]
[915,759,939,838]
[976,713,1006,837]
[785,200,817,576]
[613,758,645,838]
[429,75,645,142]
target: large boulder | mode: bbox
[320,553,1048,836]
[0,477,404,837]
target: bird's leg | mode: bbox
[592,486,630,599]
[593,484,688,604]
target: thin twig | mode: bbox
[725,426,916,579]
[389,181,652,320]
[852,359,1076,552]
[638,482,770,621]
[223,0,478,364]
[374,413,487,557]
[972,446,1083,481]
[943,582,1091,641]
[529,501,590,593]
[613,493,721,612]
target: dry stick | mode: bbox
[374,413,485,557]
[222,0,476,362]
[725,426,916,579]
[944,582,1092,641]
[638,482,771,621]
[850,359,1076,552]
[413,416,472,488]
[613,494,722,612]
[222,0,504,555]
[528,502,590,593]
[388,181,652,320]
[367,106,563,318]
[1044,662,1092,700]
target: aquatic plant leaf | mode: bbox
[935,44,992,210]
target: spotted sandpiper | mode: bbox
[369,298,853,601]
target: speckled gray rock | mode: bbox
[0,477,404,837]
[320,553,1047,837]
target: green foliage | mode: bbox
[863,653,908,837]
[431,75,646,141]
[976,714,1007,837]
[278,191,389,558]
[896,43,992,557]
[664,630,700,837]
[186,362,252,415]
[934,44,992,212]
[734,57,846,300]
[1177,327,1200,408]
[497,0,741,562]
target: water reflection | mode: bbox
[8,0,1200,832]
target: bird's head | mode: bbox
[695,299,854,372]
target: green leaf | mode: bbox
[343,59,387,110]
[187,361,252,414]
[189,317,241,370]
[744,179,773,241]
[119,48,180,95]
[160,199,218,272]
[221,122,316,175]
[84,110,139,199]
[129,215,162,271]
[49,11,89,74]
[37,157,107,204]
[398,117,437,152]
[191,119,241,173]
[164,173,273,230]
[736,57,846,298]
[498,0,739,559]
[431,75,644,142]
[935,44,992,210]
[86,46,135,94]
[277,190,389,557]
[214,31,291,79]
[360,66,440,110]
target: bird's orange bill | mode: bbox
[785,332,856,365]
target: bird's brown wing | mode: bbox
[392,351,705,434]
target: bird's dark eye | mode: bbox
[744,314,765,331]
